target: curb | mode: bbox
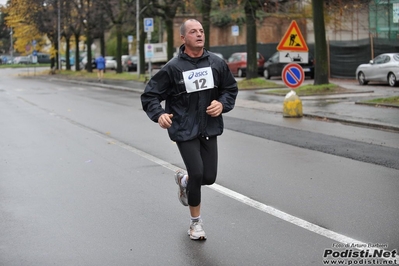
[355,101,399,109]
[36,76,399,133]
[302,114,399,133]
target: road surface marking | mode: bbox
[96,132,397,260]
[19,96,398,260]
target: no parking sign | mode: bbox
[282,63,304,89]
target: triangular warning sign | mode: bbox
[277,20,308,52]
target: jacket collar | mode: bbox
[178,44,209,62]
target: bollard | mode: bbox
[283,90,303,117]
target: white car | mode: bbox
[356,53,399,87]
[105,56,117,70]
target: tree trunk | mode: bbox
[245,1,258,79]
[66,37,71,70]
[165,18,174,61]
[201,0,211,50]
[116,23,122,73]
[86,31,92,73]
[74,33,80,71]
[55,40,60,70]
[312,0,329,84]
[100,30,105,61]
[139,23,146,75]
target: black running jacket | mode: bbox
[141,45,238,142]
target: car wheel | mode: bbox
[357,72,368,85]
[263,69,271,79]
[388,73,398,87]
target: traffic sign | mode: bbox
[282,63,304,89]
[279,52,309,64]
[232,25,239,36]
[277,20,308,52]
[128,35,133,43]
[145,44,153,58]
[144,18,154,32]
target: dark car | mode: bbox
[122,55,137,72]
[263,52,315,79]
[36,53,51,64]
[227,52,265,77]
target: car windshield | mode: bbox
[393,54,399,61]
[105,56,114,60]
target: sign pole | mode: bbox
[144,18,154,79]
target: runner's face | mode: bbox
[182,21,204,50]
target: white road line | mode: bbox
[97,132,397,260]
[23,97,397,261]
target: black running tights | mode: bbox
[176,136,218,207]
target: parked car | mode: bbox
[1,55,12,64]
[122,55,137,72]
[14,56,32,64]
[211,52,226,62]
[105,56,117,70]
[61,56,76,66]
[263,52,315,80]
[356,53,399,87]
[35,53,51,64]
[80,56,96,70]
[227,52,265,77]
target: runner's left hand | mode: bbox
[206,100,223,117]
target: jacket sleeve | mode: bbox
[141,69,171,122]
[218,62,238,113]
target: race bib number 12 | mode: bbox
[182,67,214,93]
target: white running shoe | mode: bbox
[174,170,188,206]
[188,219,207,240]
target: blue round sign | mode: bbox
[282,63,304,89]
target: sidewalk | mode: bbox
[48,76,399,133]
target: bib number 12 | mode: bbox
[193,78,207,90]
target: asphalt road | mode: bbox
[1,68,398,266]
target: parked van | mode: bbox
[36,53,51,64]
[145,42,167,66]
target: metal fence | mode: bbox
[210,37,399,79]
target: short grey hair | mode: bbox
[180,19,201,36]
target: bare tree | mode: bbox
[99,0,135,73]
[150,0,185,61]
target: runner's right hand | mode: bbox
[158,113,173,129]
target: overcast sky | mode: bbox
[0,0,7,6]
